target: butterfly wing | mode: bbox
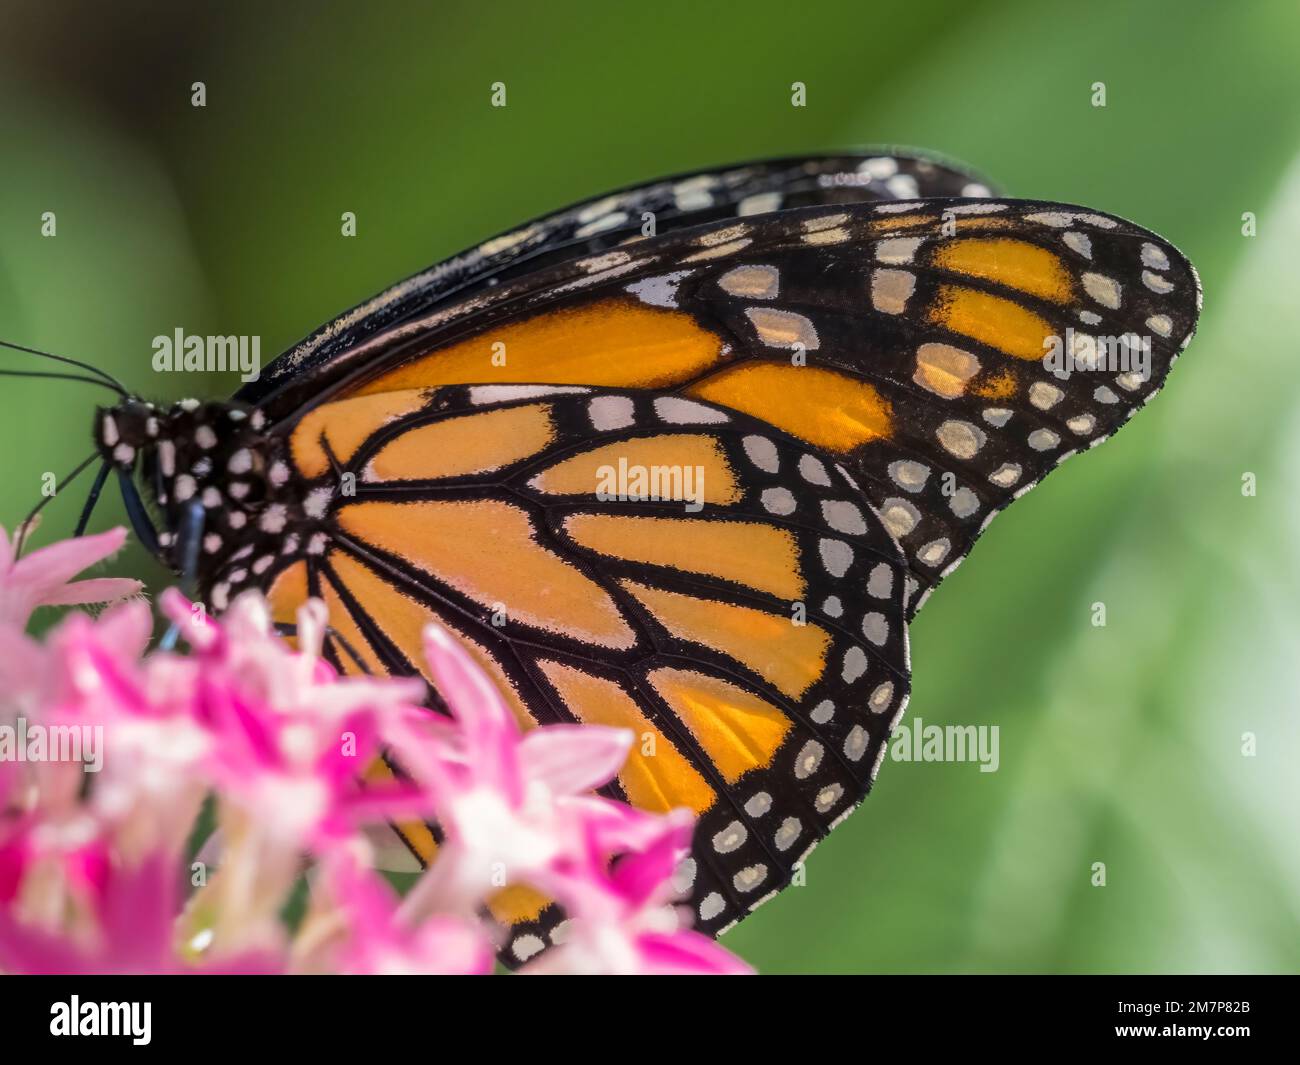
[250,385,911,958]
[240,150,998,407]
[221,162,1200,956]
[254,199,1201,614]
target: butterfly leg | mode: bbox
[158,500,205,650]
[116,467,163,558]
[73,461,112,537]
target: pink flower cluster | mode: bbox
[0,526,748,975]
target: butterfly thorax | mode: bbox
[95,397,309,608]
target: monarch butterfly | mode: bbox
[17,151,1202,963]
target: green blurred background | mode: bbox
[1,0,1296,973]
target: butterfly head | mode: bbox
[94,396,273,576]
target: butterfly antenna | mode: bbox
[13,451,102,557]
[0,339,128,396]
[0,367,128,395]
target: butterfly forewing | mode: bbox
[259,199,1199,613]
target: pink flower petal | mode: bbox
[634,930,754,975]
[1,527,756,976]
[421,624,522,803]
[39,576,143,607]
[0,622,41,692]
[3,526,127,599]
[518,725,634,796]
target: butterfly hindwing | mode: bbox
[246,384,911,957]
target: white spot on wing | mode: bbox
[821,499,866,535]
[1143,270,1174,294]
[1063,231,1092,258]
[798,454,831,486]
[761,487,796,515]
[888,460,930,492]
[871,269,916,314]
[469,385,588,403]
[746,306,819,349]
[1146,314,1173,337]
[625,271,692,308]
[737,191,782,216]
[1082,272,1122,309]
[574,212,628,239]
[936,419,986,459]
[718,264,779,299]
[684,238,752,262]
[588,396,635,431]
[742,435,779,473]
[653,397,727,424]
[875,237,924,264]
[1141,242,1171,270]
[819,538,853,577]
